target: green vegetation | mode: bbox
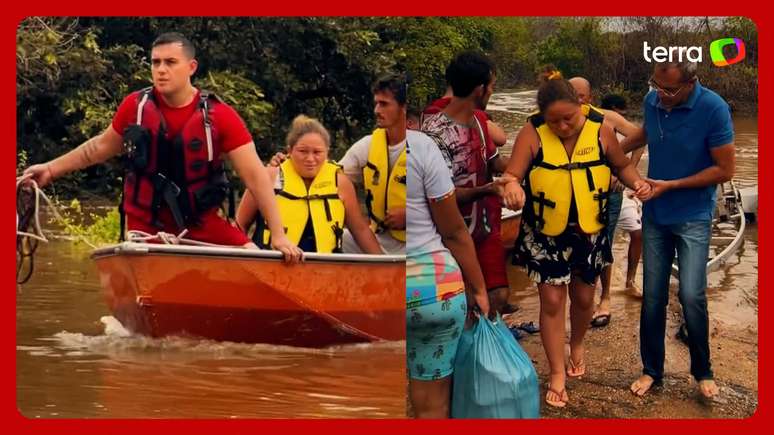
[50,199,120,246]
[18,16,757,204]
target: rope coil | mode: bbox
[125,229,222,247]
[16,174,43,284]
[15,175,223,283]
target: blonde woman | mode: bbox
[237,115,382,255]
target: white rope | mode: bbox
[17,175,239,250]
[16,175,98,249]
[16,174,47,243]
[125,229,224,247]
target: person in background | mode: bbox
[408,107,421,131]
[422,51,514,315]
[337,74,408,254]
[600,94,645,300]
[568,77,644,328]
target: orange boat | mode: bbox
[500,208,522,250]
[91,243,406,347]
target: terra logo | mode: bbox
[709,38,746,67]
[643,38,746,67]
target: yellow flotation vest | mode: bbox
[257,159,345,253]
[527,105,611,236]
[363,128,407,242]
[585,103,605,115]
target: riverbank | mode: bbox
[488,86,758,121]
[501,226,758,418]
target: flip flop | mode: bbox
[567,358,586,378]
[508,325,523,340]
[590,313,611,328]
[545,385,568,408]
[517,321,540,334]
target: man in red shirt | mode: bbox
[23,33,301,262]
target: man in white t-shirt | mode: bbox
[406,120,493,419]
[337,75,408,255]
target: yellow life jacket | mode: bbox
[584,103,604,115]
[363,128,407,242]
[527,105,611,236]
[257,160,345,253]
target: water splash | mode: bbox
[25,316,405,362]
[101,315,131,337]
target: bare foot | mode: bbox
[626,281,643,298]
[698,379,720,399]
[630,374,656,396]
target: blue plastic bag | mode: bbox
[452,314,540,418]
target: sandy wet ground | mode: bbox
[502,227,758,418]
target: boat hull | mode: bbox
[92,243,406,347]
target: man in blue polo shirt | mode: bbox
[621,61,735,399]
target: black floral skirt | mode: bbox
[513,217,612,286]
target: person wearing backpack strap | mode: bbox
[23,32,301,263]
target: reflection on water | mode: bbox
[486,89,537,116]
[730,116,759,189]
[17,240,406,418]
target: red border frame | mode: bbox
[5,4,767,433]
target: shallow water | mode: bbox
[16,239,406,419]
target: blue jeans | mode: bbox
[641,218,713,382]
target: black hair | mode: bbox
[445,51,495,98]
[536,72,579,114]
[372,73,408,106]
[601,94,628,111]
[152,32,196,59]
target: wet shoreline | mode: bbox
[502,238,758,418]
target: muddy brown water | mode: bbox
[16,239,406,418]
[491,89,758,418]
